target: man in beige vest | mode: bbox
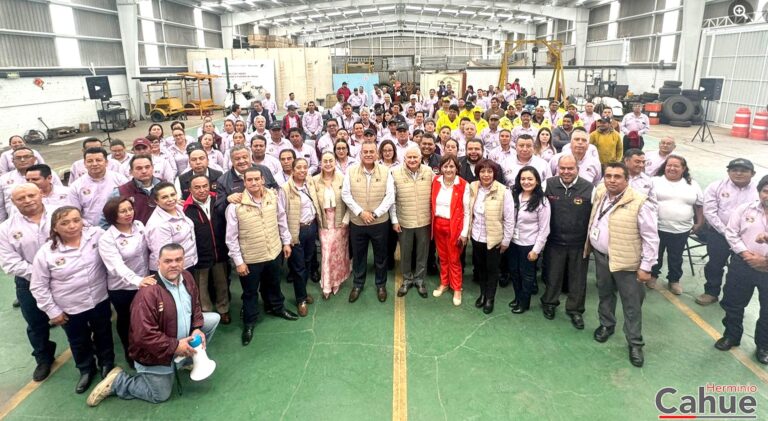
[341,140,396,303]
[584,162,659,367]
[391,146,433,298]
[225,168,298,346]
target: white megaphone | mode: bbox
[189,334,216,381]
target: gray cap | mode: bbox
[727,158,754,171]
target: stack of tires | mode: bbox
[659,80,703,127]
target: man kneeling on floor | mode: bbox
[87,243,220,406]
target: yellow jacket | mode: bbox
[589,130,623,164]
[436,114,461,131]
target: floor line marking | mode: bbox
[657,288,768,384]
[392,253,407,421]
[0,348,73,420]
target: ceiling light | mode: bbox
[459,10,475,15]
[423,6,440,12]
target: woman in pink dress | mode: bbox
[313,151,351,299]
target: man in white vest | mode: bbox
[225,167,298,346]
[585,162,659,368]
[390,147,433,298]
[341,140,396,303]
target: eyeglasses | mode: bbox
[13,155,33,161]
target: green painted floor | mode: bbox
[2,132,768,420]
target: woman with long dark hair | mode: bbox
[650,155,704,294]
[98,197,153,368]
[145,182,198,272]
[534,127,557,162]
[509,166,551,314]
[30,206,115,393]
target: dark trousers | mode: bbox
[541,244,589,314]
[288,222,318,304]
[704,230,732,297]
[510,244,537,308]
[350,222,389,288]
[108,289,137,364]
[721,255,768,348]
[240,256,286,326]
[651,230,689,283]
[61,299,115,374]
[472,240,501,300]
[15,277,56,365]
[594,251,645,347]
[387,224,398,269]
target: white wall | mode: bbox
[0,75,130,138]
[465,67,678,98]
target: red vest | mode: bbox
[430,175,467,242]
[117,180,155,225]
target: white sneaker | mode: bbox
[453,291,462,306]
[433,286,448,297]
[87,366,123,407]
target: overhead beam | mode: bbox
[229,0,572,26]
[274,15,530,36]
[310,31,487,48]
[300,25,493,45]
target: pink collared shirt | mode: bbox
[98,221,149,291]
[0,207,54,280]
[512,196,551,253]
[67,170,128,226]
[145,205,197,271]
[30,226,108,318]
[549,151,602,186]
[725,200,768,255]
[501,154,550,188]
[68,158,121,184]
[266,138,291,159]
[704,178,758,235]
[302,111,323,136]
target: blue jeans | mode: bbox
[112,312,220,403]
[15,277,56,365]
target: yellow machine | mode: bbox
[499,39,565,102]
[178,72,224,119]
[134,76,186,122]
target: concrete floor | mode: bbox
[1,121,767,420]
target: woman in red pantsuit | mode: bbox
[431,154,470,306]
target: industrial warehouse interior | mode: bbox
[2,0,768,420]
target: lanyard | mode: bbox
[597,192,623,222]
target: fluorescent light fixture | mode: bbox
[326,11,341,16]
[423,6,440,12]
[459,10,475,15]
[405,5,421,10]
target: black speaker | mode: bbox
[86,76,112,100]
[699,78,723,101]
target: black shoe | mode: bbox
[32,362,52,382]
[12,298,20,308]
[417,284,428,299]
[508,299,518,308]
[756,348,768,365]
[542,306,555,320]
[511,304,528,314]
[483,299,495,314]
[75,369,96,394]
[267,309,299,321]
[242,326,254,346]
[629,345,644,367]
[714,336,740,351]
[377,287,388,303]
[475,294,486,308]
[570,314,585,330]
[349,287,361,303]
[593,325,615,343]
[396,284,410,297]
[100,364,115,380]
[311,270,321,283]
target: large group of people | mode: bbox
[1,80,767,409]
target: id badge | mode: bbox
[513,228,520,240]
[590,226,600,241]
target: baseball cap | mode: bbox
[520,109,532,116]
[489,114,500,120]
[364,128,376,136]
[186,142,203,155]
[600,116,612,123]
[396,123,409,131]
[287,104,297,110]
[410,94,418,100]
[472,107,483,114]
[132,138,151,149]
[727,158,754,171]
[270,122,282,130]
[464,102,474,108]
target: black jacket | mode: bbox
[183,192,227,268]
[459,156,505,185]
[544,176,594,246]
[178,168,222,201]
[214,165,277,217]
